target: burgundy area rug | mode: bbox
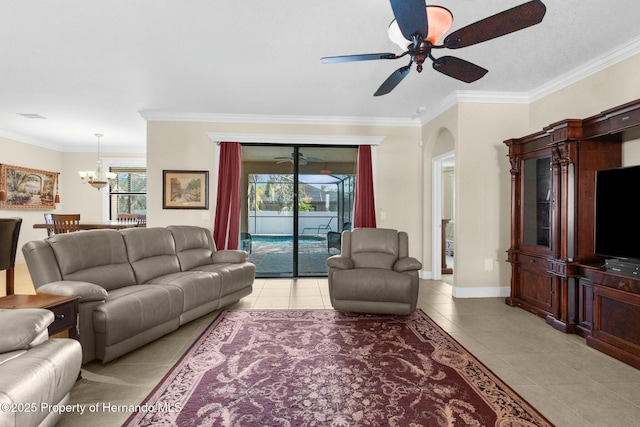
[124,310,553,427]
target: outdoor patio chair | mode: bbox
[302,217,334,234]
[240,232,252,253]
[327,222,351,252]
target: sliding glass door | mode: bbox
[241,145,357,277]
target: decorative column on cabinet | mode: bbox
[505,134,557,321]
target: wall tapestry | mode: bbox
[0,164,59,209]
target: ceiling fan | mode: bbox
[321,0,546,96]
[274,151,323,165]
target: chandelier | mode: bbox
[78,133,117,190]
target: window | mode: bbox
[109,167,147,219]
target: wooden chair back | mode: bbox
[51,214,81,234]
[0,217,22,295]
[117,213,144,227]
[117,213,139,220]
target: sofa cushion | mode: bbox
[0,309,53,353]
[122,227,182,284]
[331,269,413,304]
[349,228,399,270]
[146,271,222,313]
[191,263,256,297]
[48,229,137,291]
[167,225,216,270]
[92,285,183,346]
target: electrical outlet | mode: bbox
[484,259,494,272]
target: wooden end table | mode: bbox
[0,292,80,339]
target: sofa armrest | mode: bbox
[38,281,108,302]
[211,250,249,264]
[394,257,422,273]
[0,309,54,353]
[327,255,354,270]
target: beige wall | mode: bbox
[454,103,530,296]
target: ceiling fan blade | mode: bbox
[374,65,411,96]
[389,0,428,41]
[443,0,546,49]
[432,56,488,83]
[321,53,398,64]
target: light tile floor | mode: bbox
[6,266,640,426]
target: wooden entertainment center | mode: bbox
[505,99,640,369]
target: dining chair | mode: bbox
[118,213,143,227]
[0,217,22,295]
[51,214,81,234]
[43,213,56,237]
[117,213,139,220]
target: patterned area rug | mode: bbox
[124,310,553,427]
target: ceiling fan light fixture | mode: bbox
[426,6,453,44]
[387,5,453,49]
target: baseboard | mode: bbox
[451,285,510,299]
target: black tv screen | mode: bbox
[595,164,640,261]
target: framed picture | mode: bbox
[0,164,58,210]
[162,170,209,209]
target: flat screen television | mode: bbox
[594,164,640,262]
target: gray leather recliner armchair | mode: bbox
[326,228,422,315]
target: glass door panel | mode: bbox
[522,156,551,248]
[297,146,357,276]
[243,145,294,277]
[241,145,357,277]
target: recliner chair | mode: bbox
[326,228,422,315]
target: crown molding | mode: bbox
[417,91,531,124]
[529,35,640,102]
[0,129,63,151]
[139,111,420,128]
[207,132,385,146]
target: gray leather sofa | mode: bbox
[22,225,255,363]
[327,228,422,315]
[0,308,82,427]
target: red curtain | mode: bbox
[353,145,377,228]
[213,142,242,250]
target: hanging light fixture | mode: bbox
[78,133,117,190]
[387,5,454,50]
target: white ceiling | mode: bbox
[2,0,640,152]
